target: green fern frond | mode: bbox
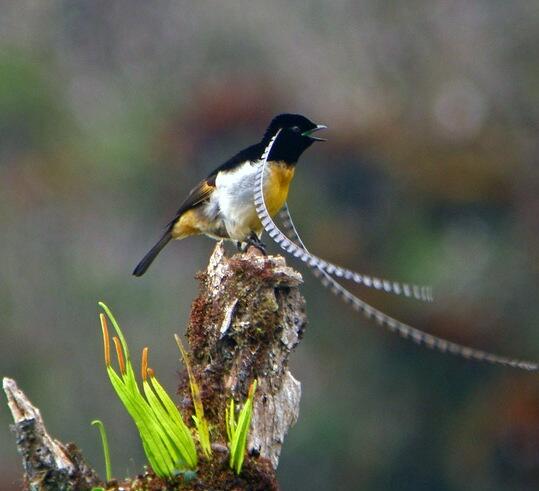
[175,334,212,459]
[226,380,257,475]
[98,303,198,477]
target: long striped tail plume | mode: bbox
[254,130,538,371]
[256,132,432,303]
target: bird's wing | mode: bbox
[165,140,262,230]
[166,177,216,229]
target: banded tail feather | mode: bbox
[256,131,433,303]
[255,131,538,371]
[278,205,537,371]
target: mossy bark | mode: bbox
[179,242,306,471]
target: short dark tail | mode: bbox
[133,232,172,277]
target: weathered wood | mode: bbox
[3,377,101,491]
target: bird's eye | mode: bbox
[291,126,301,133]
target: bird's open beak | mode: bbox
[302,124,327,141]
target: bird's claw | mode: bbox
[243,233,267,255]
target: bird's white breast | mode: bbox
[213,161,260,241]
[211,160,295,242]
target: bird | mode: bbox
[133,113,326,277]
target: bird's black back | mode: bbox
[206,142,265,183]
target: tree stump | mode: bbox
[3,243,307,490]
[180,242,307,469]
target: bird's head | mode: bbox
[262,113,326,164]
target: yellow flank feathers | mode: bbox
[246,161,295,233]
[264,162,295,216]
[171,208,204,238]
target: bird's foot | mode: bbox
[243,233,267,255]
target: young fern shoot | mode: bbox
[91,420,112,482]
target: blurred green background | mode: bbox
[1,2,539,490]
